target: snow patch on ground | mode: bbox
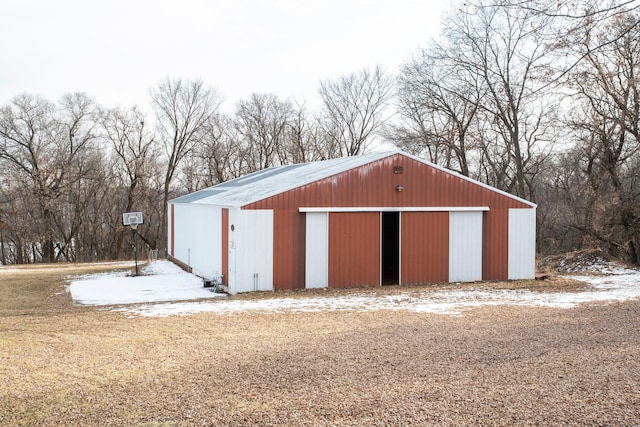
[69,260,640,318]
[114,272,640,317]
[69,260,224,306]
[539,249,634,275]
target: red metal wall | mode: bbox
[328,212,381,287]
[244,154,532,289]
[239,196,307,290]
[401,212,449,284]
[483,202,509,280]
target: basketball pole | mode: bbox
[122,212,143,276]
[131,223,139,276]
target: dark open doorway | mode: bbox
[382,212,400,285]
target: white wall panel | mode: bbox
[305,212,328,288]
[508,208,536,280]
[230,209,273,293]
[449,211,483,282]
[167,204,173,256]
[172,203,222,279]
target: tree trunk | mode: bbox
[0,228,5,265]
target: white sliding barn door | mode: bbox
[449,211,483,282]
[305,212,328,288]
[508,208,536,280]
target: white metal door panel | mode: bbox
[508,208,536,280]
[227,208,239,294]
[172,204,222,279]
[168,203,173,257]
[234,209,274,293]
[305,212,328,288]
[449,211,483,282]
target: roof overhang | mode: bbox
[299,206,490,213]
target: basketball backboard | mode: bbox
[122,211,144,226]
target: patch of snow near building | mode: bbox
[69,260,224,305]
[69,260,640,317]
[559,257,631,274]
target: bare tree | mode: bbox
[180,113,242,191]
[319,65,394,156]
[394,1,555,201]
[445,1,555,200]
[0,171,39,264]
[0,93,98,262]
[562,8,640,262]
[45,93,102,262]
[394,44,483,176]
[100,105,158,258]
[233,93,293,172]
[0,95,58,261]
[198,114,243,185]
[286,100,329,163]
[478,1,640,92]
[150,77,222,253]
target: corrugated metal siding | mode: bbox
[250,195,305,290]
[483,203,509,280]
[245,155,532,210]
[244,153,533,287]
[170,204,175,256]
[449,211,483,282]
[221,208,229,286]
[233,210,274,292]
[171,204,222,279]
[305,212,328,288]
[401,212,449,284]
[508,208,537,279]
[329,212,380,287]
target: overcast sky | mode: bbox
[1,0,453,111]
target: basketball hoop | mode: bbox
[123,212,144,276]
[122,212,143,227]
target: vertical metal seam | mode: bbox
[221,208,228,286]
[398,211,402,286]
[170,204,175,256]
[325,212,329,287]
[378,211,382,287]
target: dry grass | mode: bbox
[0,262,135,315]
[236,276,591,302]
[1,264,639,426]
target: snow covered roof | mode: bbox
[170,151,395,207]
[170,150,536,208]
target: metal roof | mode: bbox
[171,189,225,204]
[169,151,394,207]
[169,150,536,208]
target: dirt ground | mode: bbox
[1,264,639,426]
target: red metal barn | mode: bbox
[167,151,536,294]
